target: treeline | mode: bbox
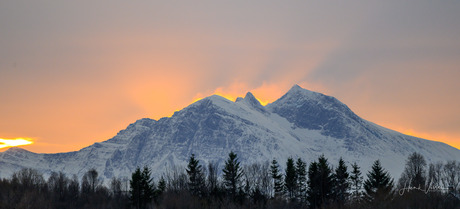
[0,152,459,209]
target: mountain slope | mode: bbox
[1,85,459,181]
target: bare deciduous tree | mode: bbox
[398,152,427,189]
[442,161,460,191]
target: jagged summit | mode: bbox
[1,85,459,181]
[191,91,266,113]
[243,92,258,102]
[236,92,267,113]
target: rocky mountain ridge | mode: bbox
[1,85,459,181]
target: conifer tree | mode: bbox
[270,159,284,198]
[141,167,155,202]
[155,176,166,199]
[157,176,166,194]
[222,151,243,196]
[296,158,307,202]
[130,167,143,209]
[307,161,320,207]
[152,176,166,204]
[186,154,205,196]
[284,157,298,200]
[307,155,333,208]
[363,160,394,206]
[130,166,155,209]
[333,157,350,207]
[350,162,363,202]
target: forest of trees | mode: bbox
[0,152,459,209]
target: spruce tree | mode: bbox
[284,157,298,200]
[222,151,243,197]
[130,166,155,209]
[270,159,284,198]
[141,167,155,204]
[307,155,333,208]
[130,167,143,209]
[363,160,394,206]
[186,154,205,196]
[307,161,320,207]
[333,157,350,207]
[156,176,166,195]
[296,158,307,203]
[350,162,363,202]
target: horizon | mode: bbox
[1,1,459,153]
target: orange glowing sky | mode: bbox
[1,1,459,153]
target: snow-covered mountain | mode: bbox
[1,85,459,181]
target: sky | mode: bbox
[1,1,459,153]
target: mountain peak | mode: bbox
[268,84,362,139]
[235,91,267,113]
[193,95,232,106]
[184,94,235,115]
[3,147,31,155]
[6,147,27,152]
[285,84,321,98]
[243,92,260,105]
[289,84,302,91]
